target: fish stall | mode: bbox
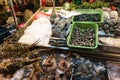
[0,0,120,80]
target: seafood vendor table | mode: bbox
[0,7,120,80]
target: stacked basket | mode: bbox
[67,9,103,49]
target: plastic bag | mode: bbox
[18,16,52,46]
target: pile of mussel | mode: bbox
[70,27,96,47]
[102,19,120,37]
[73,14,101,22]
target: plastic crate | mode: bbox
[74,0,82,5]
[72,9,104,24]
[67,22,98,49]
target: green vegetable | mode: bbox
[70,2,77,10]
[80,0,110,9]
[81,2,90,9]
[63,2,78,11]
[103,2,110,7]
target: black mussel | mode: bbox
[74,14,101,22]
[102,20,120,37]
[103,24,109,30]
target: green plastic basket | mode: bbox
[72,9,104,24]
[74,0,82,5]
[67,22,98,49]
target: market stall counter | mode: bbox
[0,6,120,80]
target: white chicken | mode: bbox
[18,16,52,46]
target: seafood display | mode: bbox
[1,5,120,80]
[73,58,107,80]
[0,50,108,80]
[70,27,96,47]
